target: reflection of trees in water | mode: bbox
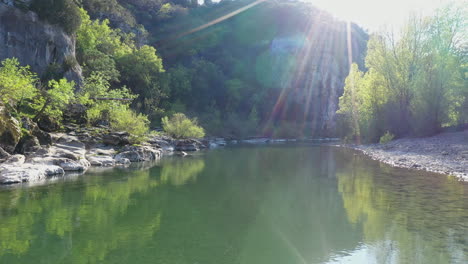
[337,153,468,264]
[0,169,162,263]
[159,157,205,186]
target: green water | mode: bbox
[0,145,467,264]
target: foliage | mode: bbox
[33,79,75,121]
[109,106,150,143]
[379,131,394,144]
[30,0,82,34]
[162,113,205,139]
[79,73,148,142]
[74,0,368,137]
[338,4,467,142]
[0,58,37,109]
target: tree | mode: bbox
[33,79,75,122]
[117,45,166,114]
[338,4,467,141]
[0,58,37,110]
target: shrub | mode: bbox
[162,113,205,139]
[109,106,149,143]
[379,131,395,144]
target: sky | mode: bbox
[307,0,465,32]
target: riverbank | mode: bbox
[0,123,226,185]
[349,130,468,181]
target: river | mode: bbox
[0,144,467,263]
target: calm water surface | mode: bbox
[0,145,467,264]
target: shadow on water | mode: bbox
[0,144,466,264]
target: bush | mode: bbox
[109,106,149,143]
[379,131,394,144]
[162,113,205,139]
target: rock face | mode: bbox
[0,104,21,153]
[0,3,83,84]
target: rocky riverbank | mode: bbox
[350,130,468,181]
[0,122,225,185]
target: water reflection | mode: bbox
[0,145,466,264]
[336,151,468,264]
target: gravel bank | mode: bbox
[351,130,468,181]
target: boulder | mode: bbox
[15,135,41,154]
[21,117,52,146]
[175,139,205,152]
[0,146,10,161]
[59,161,87,171]
[114,146,162,162]
[115,157,131,165]
[0,104,21,153]
[37,116,60,132]
[63,103,87,124]
[0,165,45,184]
[0,164,64,185]
[103,132,130,146]
[87,155,116,167]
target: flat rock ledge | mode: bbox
[349,130,468,181]
[0,129,229,185]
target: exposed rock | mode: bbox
[4,154,25,165]
[87,155,116,167]
[37,116,60,132]
[15,135,41,154]
[0,165,45,184]
[0,163,64,184]
[147,136,174,152]
[0,4,83,85]
[103,132,130,146]
[63,103,87,124]
[175,139,206,152]
[115,157,131,165]
[86,145,117,166]
[59,161,87,172]
[114,145,162,162]
[21,117,52,146]
[0,146,10,161]
[0,104,21,153]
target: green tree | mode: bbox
[116,45,166,114]
[33,79,75,122]
[0,58,37,110]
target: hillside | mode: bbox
[0,0,368,139]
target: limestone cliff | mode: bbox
[0,3,83,84]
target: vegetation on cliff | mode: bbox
[12,0,367,138]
